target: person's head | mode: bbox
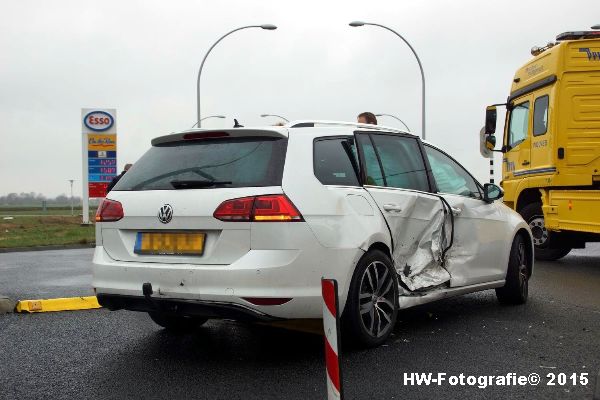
[124,163,133,172]
[357,112,377,125]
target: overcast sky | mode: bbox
[1,0,598,197]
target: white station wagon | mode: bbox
[93,121,533,347]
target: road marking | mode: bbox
[15,296,101,313]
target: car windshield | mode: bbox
[113,137,287,191]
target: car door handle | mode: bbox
[383,204,403,212]
[522,160,530,166]
[450,207,462,216]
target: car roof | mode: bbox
[152,120,417,145]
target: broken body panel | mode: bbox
[364,186,516,291]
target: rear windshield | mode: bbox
[113,137,287,191]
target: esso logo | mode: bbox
[84,111,114,132]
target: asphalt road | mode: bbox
[1,246,599,400]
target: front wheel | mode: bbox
[342,250,398,348]
[496,234,531,305]
[519,203,571,261]
[148,312,208,332]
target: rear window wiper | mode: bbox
[170,180,232,189]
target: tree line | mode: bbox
[0,192,82,206]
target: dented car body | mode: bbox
[93,121,534,347]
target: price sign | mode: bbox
[82,109,117,205]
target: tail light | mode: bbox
[213,194,303,222]
[213,197,255,221]
[253,195,302,221]
[95,199,124,222]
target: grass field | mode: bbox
[0,205,80,211]
[0,205,98,215]
[0,216,95,248]
[0,209,86,216]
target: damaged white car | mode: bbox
[93,120,533,348]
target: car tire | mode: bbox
[496,234,531,305]
[148,312,208,332]
[520,202,571,261]
[342,249,398,348]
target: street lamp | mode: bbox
[260,114,289,122]
[375,113,411,132]
[68,179,74,216]
[196,24,277,128]
[190,115,226,128]
[349,21,426,140]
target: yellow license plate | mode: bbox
[134,232,206,255]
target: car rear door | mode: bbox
[355,132,452,291]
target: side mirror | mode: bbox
[483,183,503,202]
[485,106,497,135]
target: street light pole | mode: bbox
[190,115,226,129]
[68,179,74,216]
[375,113,411,132]
[349,21,426,140]
[196,24,277,128]
[260,114,289,122]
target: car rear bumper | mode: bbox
[92,245,362,319]
[97,294,279,322]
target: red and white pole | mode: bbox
[322,278,344,400]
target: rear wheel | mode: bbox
[496,234,531,305]
[520,202,571,261]
[342,250,398,348]
[148,312,208,332]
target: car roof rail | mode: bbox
[287,120,411,134]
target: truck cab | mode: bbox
[482,28,600,260]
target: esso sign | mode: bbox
[84,111,114,132]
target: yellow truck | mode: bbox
[482,27,600,260]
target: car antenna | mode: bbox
[233,119,244,128]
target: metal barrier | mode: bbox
[322,278,344,400]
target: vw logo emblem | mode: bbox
[157,204,173,224]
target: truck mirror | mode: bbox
[486,135,496,151]
[485,106,497,135]
[479,127,494,158]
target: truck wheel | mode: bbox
[148,312,208,332]
[496,234,531,305]
[342,249,398,348]
[519,203,571,261]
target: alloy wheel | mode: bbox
[358,261,396,338]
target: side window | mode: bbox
[314,138,360,186]
[356,134,385,186]
[533,95,549,136]
[424,146,481,199]
[358,134,430,191]
[508,101,530,148]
